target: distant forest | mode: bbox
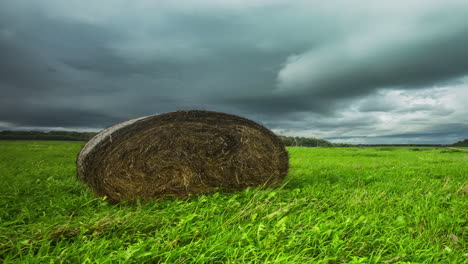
[0,130,464,147]
[452,139,468,147]
[277,136,353,147]
[0,130,96,141]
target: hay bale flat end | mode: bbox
[76,110,289,202]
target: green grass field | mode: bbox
[0,141,466,263]
[451,147,468,150]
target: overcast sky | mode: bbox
[1,0,467,144]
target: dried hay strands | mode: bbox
[76,110,289,202]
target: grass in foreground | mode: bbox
[0,141,466,263]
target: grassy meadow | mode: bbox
[0,141,466,263]
[451,147,468,150]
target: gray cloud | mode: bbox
[278,31,468,96]
[1,0,467,143]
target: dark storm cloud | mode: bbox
[277,26,468,98]
[0,12,133,127]
[0,12,122,96]
[263,115,377,132]
[0,38,58,95]
[0,103,120,128]
[215,94,330,115]
[0,0,467,143]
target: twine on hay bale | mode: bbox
[76,110,289,202]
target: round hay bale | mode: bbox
[76,110,289,202]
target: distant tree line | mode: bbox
[278,136,353,147]
[0,130,464,148]
[452,139,468,147]
[356,144,445,147]
[0,130,97,141]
